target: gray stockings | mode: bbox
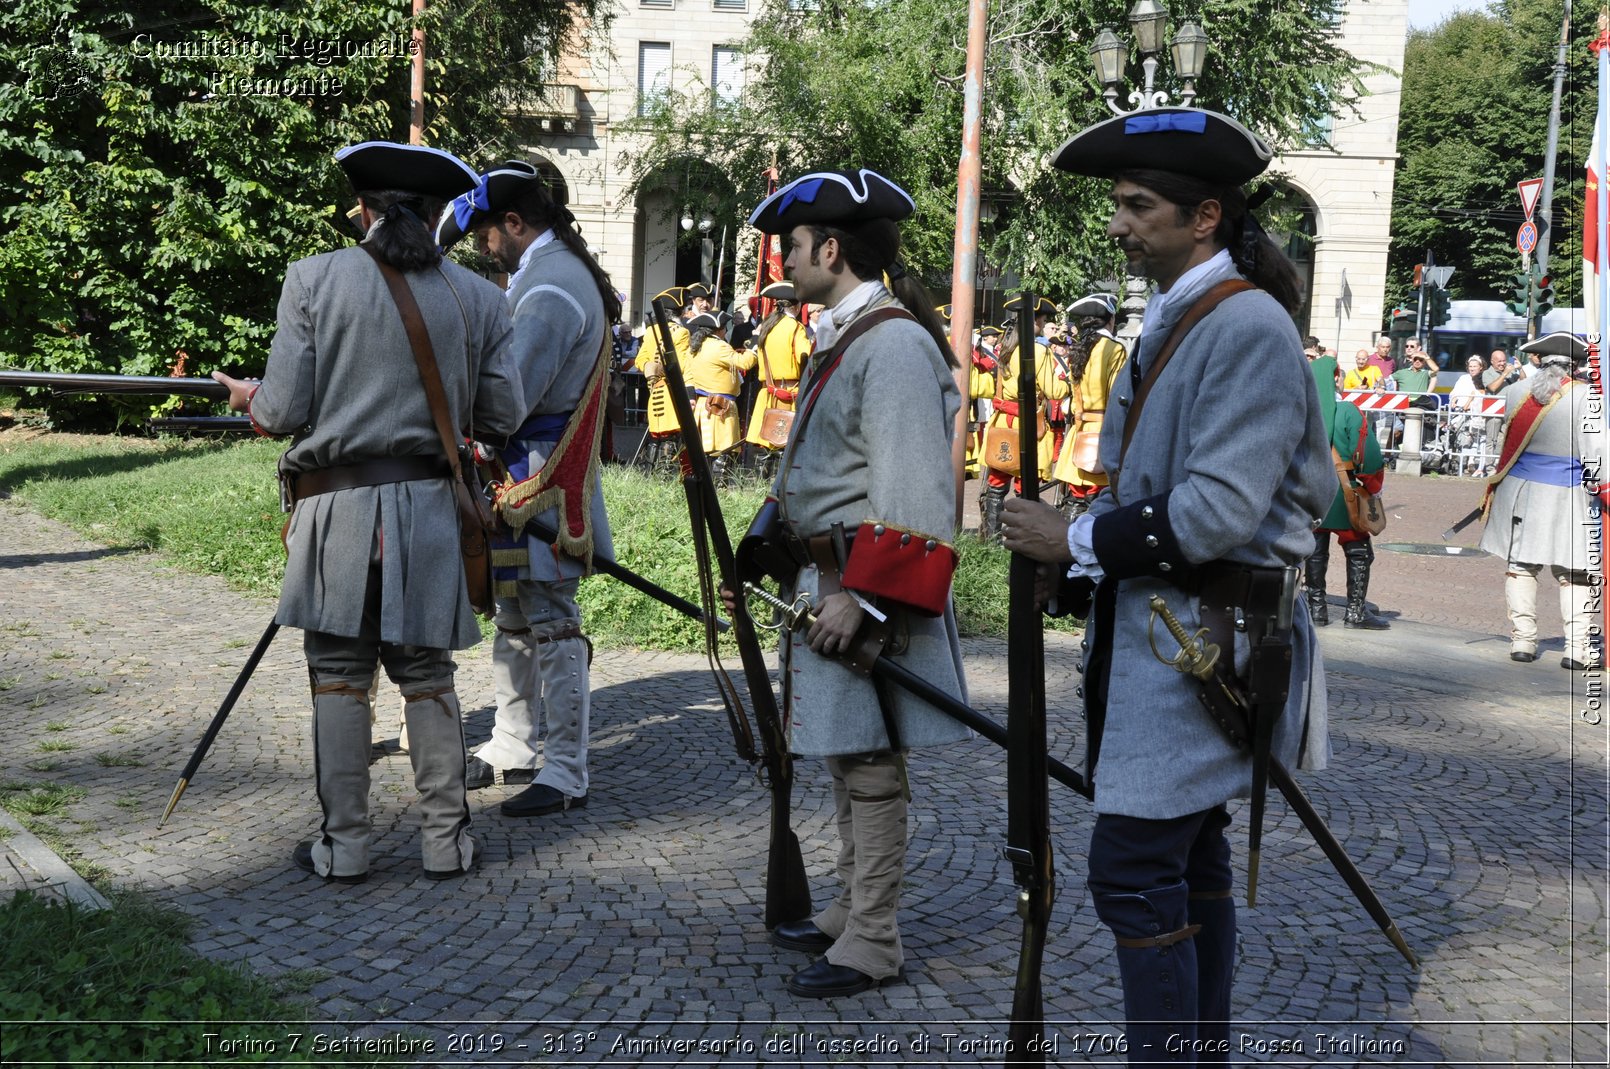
[812,751,908,980]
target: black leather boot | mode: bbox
[1343,540,1390,629]
[1305,535,1330,627]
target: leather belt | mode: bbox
[781,530,855,572]
[1193,562,1288,671]
[284,455,450,507]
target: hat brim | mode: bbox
[1518,330,1588,361]
[436,163,543,249]
[747,169,915,235]
[1050,108,1272,186]
[760,281,797,302]
[337,142,479,201]
[1002,295,1058,318]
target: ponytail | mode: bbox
[358,190,444,272]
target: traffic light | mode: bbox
[1387,308,1417,337]
[1534,274,1555,319]
[1427,286,1452,327]
[1508,269,1531,318]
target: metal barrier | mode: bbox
[1341,390,1505,477]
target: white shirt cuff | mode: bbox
[1065,512,1104,582]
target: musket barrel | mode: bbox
[0,370,231,400]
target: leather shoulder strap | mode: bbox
[1117,279,1255,472]
[361,245,464,480]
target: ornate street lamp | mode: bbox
[1091,0,1210,116]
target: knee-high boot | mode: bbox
[400,680,475,875]
[980,483,1008,542]
[1188,890,1237,1065]
[1305,536,1330,627]
[1561,575,1603,670]
[1094,880,1200,1064]
[310,674,375,879]
[1505,570,1539,661]
[1342,540,1390,629]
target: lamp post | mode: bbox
[1087,1,1211,344]
[1088,0,1208,117]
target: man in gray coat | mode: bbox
[437,162,620,818]
[740,168,970,998]
[214,142,525,882]
[1002,109,1335,1061]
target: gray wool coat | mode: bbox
[1081,257,1336,819]
[1479,377,1603,572]
[501,236,614,581]
[251,245,525,650]
[773,290,972,758]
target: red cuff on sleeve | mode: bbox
[839,521,958,617]
[245,385,276,438]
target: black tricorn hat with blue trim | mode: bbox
[1050,108,1272,186]
[436,161,543,249]
[747,168,915,235]
[336,141,481,200]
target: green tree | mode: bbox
[1390,0,1599,314]
[0,1,604,425]
[624,0,1365,300]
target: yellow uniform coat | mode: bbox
[1052,333,1128,488]
[987,340,1070,480]
[634,320,690,436]
[687,334,758,454]
[744,315,811,449]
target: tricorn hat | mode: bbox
[935,303,953,321]
[1050,108,1272,186]
[686,312,721,331]
[684,282,714,300]
[977,325,1002,339]
[653,286,687,312]
[336,141,480,201]
[1003,294,1058,319]
[1519,330,1589,366]
[760,280,797,303]
[436,161,543,248]
[747,168,915,235]
[1067,292,1119,319]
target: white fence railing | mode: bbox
[1342,390,1505,477]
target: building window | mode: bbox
[641,0,673,7]
[712,46,744,106]
[638,42,671,116]
[713,0,747,9]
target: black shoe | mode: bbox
[1510,650,1537,663]
[1343,612,1390,630]
[424,838,482,881]
[786,957,892,998]
[500,783,587,818]
[771,919,834,954]
[292,840,367,885]
[1563,657,1604,671]
[465,756,535,791]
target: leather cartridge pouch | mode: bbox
[757,406,796,448]
[736,499,796,585]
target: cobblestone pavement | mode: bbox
[1,473,1605,1067]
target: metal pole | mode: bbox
[948,0,989,529]
[714,225,728,310]
[1530,0,1571,340]
[409,0,426,145]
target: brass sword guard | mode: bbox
[1148,594,1220,681]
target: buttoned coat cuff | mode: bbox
[840,521,957,617]
[1089,491,1195,585]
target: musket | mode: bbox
[0,369,230,400]
[520,516,727,632]
[1149,595,1419,967]
[148,416,253,435]
[1441,504,1483,540]
[650,301,812,929]
[158,618,279,827]
[744,582,1091,798]
[1005,294,1054,1064]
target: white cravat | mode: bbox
[812,279,887,352]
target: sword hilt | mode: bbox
[1147,594,1220,681]
[743,581,813,633]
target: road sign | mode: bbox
[1518,177,1543,219]
[1517,220,1538,254]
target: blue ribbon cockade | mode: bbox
[777,177,825,216]
[452,181,493,232]
[1124,112,1208,136]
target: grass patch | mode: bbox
[44,721,68,733]
[0,890,394,1064]
[94,753,143,768]
[36,741,74,753]
[1,783,86,818]
[1,431,1081,650]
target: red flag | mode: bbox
[755,166,783,319]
